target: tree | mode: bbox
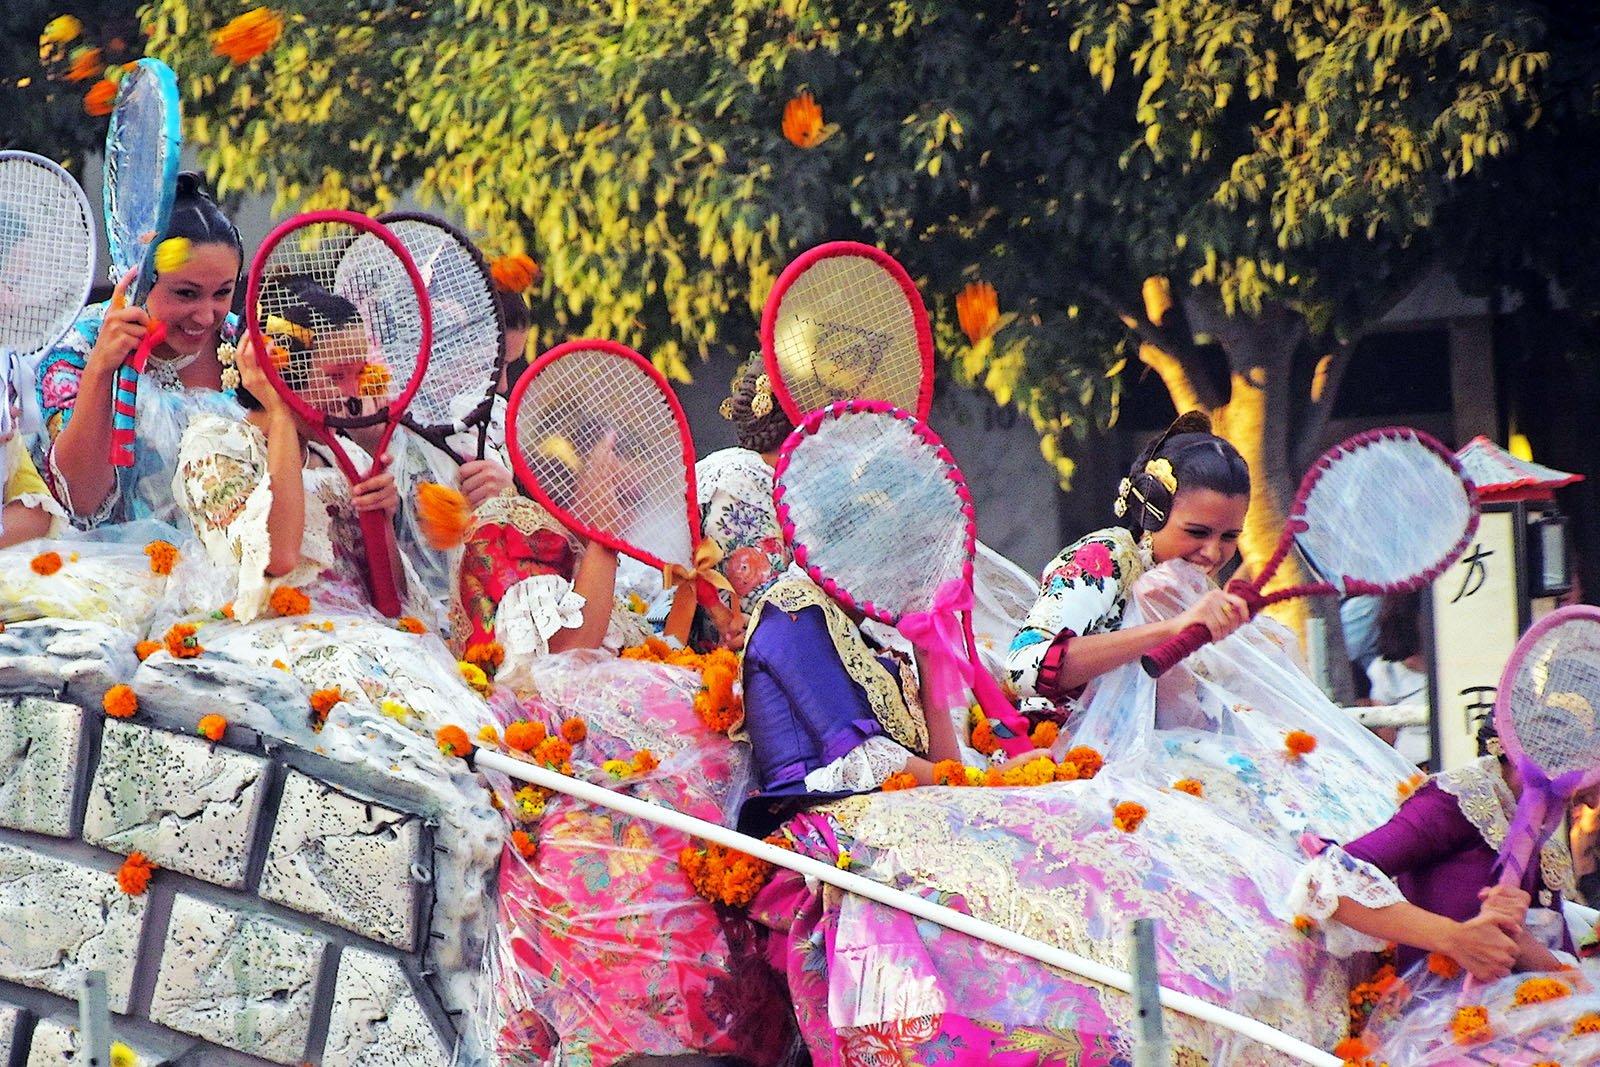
[143,0,1600,617]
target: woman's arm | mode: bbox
[1047,594,1247,691]
[0,500,53,548]
[237,338,306,576]
[548,541,618,652]
[1331,896,1522,981]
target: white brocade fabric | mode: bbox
[1286,844,1407,956]
[803,734,909,793]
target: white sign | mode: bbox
[1430,509,1520,770]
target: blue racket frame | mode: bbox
[103,57,181,303]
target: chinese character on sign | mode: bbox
[1460,685,1496,737]
[1451,543,1494,603]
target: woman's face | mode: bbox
[1149,487,1249,576]
[145,242,240,357]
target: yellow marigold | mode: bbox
[378,699,411,722]
[560,717,587,744]
[66,46,105,82]
[630,748,659,774]
[212,7,284,65]
[30,551,62,576]
[602,758,634,779]
[1173,778,1204,797]
[1030,720,1060,750]
[510,829,537,860]
[102,684,138,719]
[504,720,547,753]
[396,615,426,634]
[109,1039,138,1067]
[135,640,160,662]
[1512,976,1571,1006]
[163,622,203,659]
[464,642,505,677]
[270,585,311,616]
[956,281,1000,345]
[196,714,226,741]
[143,540,180,575]
[513,785,548,820]
[963,766,985,786]
[1285,730,1318,759]
[1112,801,1147,833]
[881,771,918,791]
[489,253,540,294]
[1054,759,1080,782]
[1426,952,1460,979]
[1451,1005,1490,1044]
[436,724,473,759]
[154,236,192,275]
[931,759,967,786]
[1002,756,1058,787]
[781,90,826,148]
[117,852,155,895]
[1065,745,1104,779]
[1571,1012,1600,1036]
[458,660,490,694]
[477,724,500,744]
[84,78,117,117]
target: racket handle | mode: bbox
[358,508,404,617]
[108,322,166,467]
[1141,622,1214,677]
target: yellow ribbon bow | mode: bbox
[661,537,737,642]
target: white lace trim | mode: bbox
[1287,844,1407,957]
[495,574,586,697]
[803,734,909,793]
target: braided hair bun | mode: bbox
[1115,410,1249,533]
[720,354,793,454]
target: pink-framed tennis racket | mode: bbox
[1142,427,1479,676]
[505,340,731,640]
[761,242,934,423]
[773,400,1033,756]
[245,210,431,617]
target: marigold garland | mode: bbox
[1425,952,1460,979]
[1347,964,1400,1033]
[117,852,155,895]
[212,6,283,65]
[163,622,203,659]
[1451,1005,1490,1044]
[269,585,311,616]
[622,640,746,735]
[932,759,967,786]
[465,641,505,676]
[102,684,138,719]
[970,719,1000,756]
[1285,730,1318,759]
[1064,746,1104,779]
[1029,720,1060,750]
[144,540,179,575]
[396,616,426,634]
[560,717,587,744]
[1112,801,1147,833]
[30,551,62,576]
[436,725,473,758]
[510,829,537,860]
[1512,976,1571,1006]
[1173,778,1204,797]
[1001,756,1059,787]
[881,771,918,791]
[679,839,783,907]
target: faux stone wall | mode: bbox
[0,668,498,1067]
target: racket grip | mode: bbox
[358,508,404,617]
[1141,622,1214,677]
[108,323,166,467]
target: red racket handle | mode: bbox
[1141,622,1214,677]
[357,508,403,617]
[108,321,167,467]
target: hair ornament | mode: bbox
[1144,457,1178,495]
[1113,478,1131,518]
[217,341,240,391]
[750,373,774,418]
[264,314,314,347]
[718,396,736,420]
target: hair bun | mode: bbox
[1166,410,1213,437]
[174,171,211,201]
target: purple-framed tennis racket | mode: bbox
[773,400,1033,756]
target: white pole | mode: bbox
[475,749,1341,1067]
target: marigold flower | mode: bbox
[66,46,105,82]
[134,640,160,661]
[1426,952,1460,979]
[533,735,573,771]
[1002,756,1058,787]
[212,7,284,65]
[197,714,226,741]
[141,540,180,575]
[1065,745,1104,779]
[881,771,918,791]
[504,720,547,753]
[378,699,411,722]
[84,78,117,117]
[1331,1036,1371,1060]
[970,719,1000,756]
[357,362,392,398]
[782,90,827,148]
[152,237,191,275]
[510,829,537,860]
[1112,800,1147,833]
[489,253,540,294]
[308,687,343,729]
[1053,759,1080,782]
[931,759,967,786]
[458,660,490,695]
[117,852,156,895]
[679,840,778,907]
[559,717,586,744]
[602,758,634,779]
[1512,976,1571,1005]
[1571,1011,1600,1035]
[1029,720,1060,750]
[631,749,659,774]
[396,615,426,634]
[1292,914,1315,934]
[30,551,63,576]
[1172,778,1204,797]
[956,281,1000,345]
[835,849,852,869]
[1451,1005,1490,1044]
[465,641,505,675]
[477,724,500,744]
[436,724,473,758]
[694,658,742,733]
[163,622,203,659]
[109,1040,138,1067]
[983,766,1006,786]
[1285,730,1318,759]
[513,785,548,820]
[217,602,236,619]
[270,585,311,616]
[102,684,138,719]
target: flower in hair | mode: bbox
[154,237,191,275]
[750,373,774,417]
[1113,478,1131,518]
[216,341,240,391]
[1144,457,1178,495]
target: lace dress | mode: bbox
[695,446,790,617]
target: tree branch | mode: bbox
[1086,281,1224,411]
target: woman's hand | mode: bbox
[1444,910,1522,982]
[996,748,1055,773]
[573,431,625,529]
[351,467,399,517]
[456,458,513,506]
[1174,588,1251,641]
[84,269,152,377]
[237,336,291,420]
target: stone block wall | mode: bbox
[0,691,476,1067]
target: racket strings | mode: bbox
[780,410,970,621]
[255,223,423,423]
[379,220,500,431]
[0,156,95,355]
[1294,435,1473,589]
[104,64,179,281]
[511,349,692,568]
[1506,618,1600,779]
[770,256,926,415]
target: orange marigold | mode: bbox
[694,658,742,733]
[465,642,505,676]
[533,735,573,771]
[164,622,203,659]
[212,6,284,65]
[1054,759,1080,782]
[30,551,62,576]
[1512,976,1571,1006]
[270,585,311,616]
[679,840,778,907]
[1426,952,1461,979]
[781,90,826,148]
[1451,1005,1490,1044]
[510,829,538,860]
[559,717,587,744]
[983,766,1006,787]
[1292,914,1315,934]
[396,616,426,634]
[1173,778,1204,797]
[416,482,474,550]
[1112,801,1147,833]
[144,540,179,575]
[970,719,1000,756]
[196,714,226,741]
[1285,730,1318,759]
[436,724,474,759]
[102,684,138,719]
[117,852,156,895]
[932,759,968,786]
[1397,772,1426,801]
[504,720,547,752]
[308,687,343,729]
[631,749,659,774]
[66,46,104,82]
[489,253,540,294]
[1332,1036,1371,1061]
[134,640,161,661]
[84,78,117,116]
[1065,746,1104,779]
[1030,720,1060,750]
[1571,1012,1600,1035]
[956,281,1001,345]
[882,771,918,791]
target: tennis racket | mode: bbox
[373,211,505,462]
[772,400,1033,756]
[0,151,97,440]
[102,57,181,466]
[506,340,731,641]
[761,242,934,423]
[246,210,431,617]
[1141,427,1479,676]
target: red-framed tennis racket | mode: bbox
[505,340,730,641]
[773,400,1033,756]
[245,210,431,617]
[1141,427,1479,676]
[761,242,934,423]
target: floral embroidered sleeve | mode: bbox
[1005,528,1140,702]
[172,414,277,620]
